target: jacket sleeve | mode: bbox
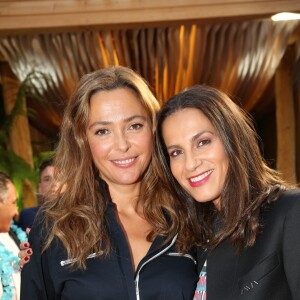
[282,190,300,299]
[20,216,51,300]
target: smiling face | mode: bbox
[0,180,18,232]
[162,108,229,208]
[86,88,153,189]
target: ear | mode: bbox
[0,196,5,205]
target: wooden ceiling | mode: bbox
[0,1,299,184]
[0,0,300,34]
[0,0,300,139]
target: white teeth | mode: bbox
[113,158,135,165]
[190,170,213,182]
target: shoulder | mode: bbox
[262,189,300,226]
[274,189,300,211]
[19,206,38,217]
[279,188,300,199]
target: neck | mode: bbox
[108,182,143,214]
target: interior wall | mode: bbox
[254,103,277,170]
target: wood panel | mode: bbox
[275,44,297,184]
[0,0,300,34]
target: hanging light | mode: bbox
[271,12,300,21]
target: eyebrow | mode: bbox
[166,130,212,150]
[88,115,148,129]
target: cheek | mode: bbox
[134,132,153,155]
[220,153,229,174]
[40,182,49,189]
[88,139,111,162]
[145,136,154,155]
[10,207,15,217]
[3,206,12,219]
[170,162,181,181]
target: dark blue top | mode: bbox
[21,202,198,300]
[18,206,39,231]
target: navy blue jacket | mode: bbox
[21,202,198,300]
[18,206,39,231]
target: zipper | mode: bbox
[60,251,103,266]
[167,252,197,264]
[134,234,178,300]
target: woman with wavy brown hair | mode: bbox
[20,66,199,300]
[156,84,300,299]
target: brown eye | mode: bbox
[198,138,211,147]
[96,128,109,135]
[169,150,182,158]
[130,123,143,130]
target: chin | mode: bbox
[193,194,221,207]
[118,177,140,185]
[192,194,215,203]
[193,198,210,204]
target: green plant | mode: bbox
[0,71,51,209]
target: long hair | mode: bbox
[156,85,288,251]
[42,66,186,269]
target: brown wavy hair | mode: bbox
[42,66,194,269]
[156,85,290,251]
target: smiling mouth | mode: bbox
[112,157,136,166]
[189,169,213,183]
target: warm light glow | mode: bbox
[271,12,300,21]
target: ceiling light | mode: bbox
[271,12,300,21]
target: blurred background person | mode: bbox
[0,172,27,300]
[18,158,55,231]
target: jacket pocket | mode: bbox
[238,252,280,295]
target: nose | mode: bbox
[114,131,131,152]
[185,152,201,171]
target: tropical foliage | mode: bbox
[0,71,52,209]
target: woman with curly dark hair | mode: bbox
[156,84,300,300]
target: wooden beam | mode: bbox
[275,44,297,184]
[296,82,300,183]
[0,0,300,34]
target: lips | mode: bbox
[188,169,213,187]
[111,157,137,168]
